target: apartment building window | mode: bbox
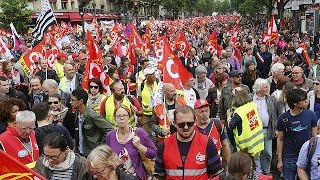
[101,5,104,11]
[50,2,56,10]
[62,2,67,9]
[71,1,74,9]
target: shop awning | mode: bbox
[32,12,121,22]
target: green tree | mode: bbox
[0,0,33,33]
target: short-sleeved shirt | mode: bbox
[296,137,320,180]
[277,109,318,158]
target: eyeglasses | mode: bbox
[48,101,59,105]
[115,114,130,119]
[176,121,195,128]
[292,72,302,74]
[44,151,63,161]
[235,74,242,78]
[90,85,99,89]
[314,82,320,85]
[90,166,107,176]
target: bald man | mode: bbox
[59,64,83,94]
[291,66,313,92]
[150,83,186,144]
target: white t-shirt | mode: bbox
[184,88,197,109]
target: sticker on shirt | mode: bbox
[18,150,28,158]
[195,152,206,164]
[291,125,308,132]
[246,110,259,131]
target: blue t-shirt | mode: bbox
[296,137,320,180]
[277,109,318,158]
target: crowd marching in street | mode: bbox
[1,1,320,180]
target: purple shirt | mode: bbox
[106,128,157,179]
[226,56,241,71]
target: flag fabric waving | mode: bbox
[82,31,111,95]
[262,15,279,44]
[208,30,218,55]
[160,37,192,91]
[32,0,56,40]
[0,37,14,60]
[175,31,191,58]
[0,150,46,180]
[9,23,23,51]
[18,38,45,77]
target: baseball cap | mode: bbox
[194,99,210,109]
[143,67,156,75]
[57,52,67,60]
[228,70,242,77]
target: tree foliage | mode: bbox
[0,0,33,33]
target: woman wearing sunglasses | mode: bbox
[105,105,157,179]
[87,145,138,180]
[48,93,75,139]
[307,77,320,119]
[87,78,107,112]
[35,132,92,179]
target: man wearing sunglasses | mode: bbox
[154,105,222,179]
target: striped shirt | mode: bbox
[50,165,73,180]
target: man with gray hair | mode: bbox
[267,62,285,94]
[0,110,39,169]
[251,78,277,175]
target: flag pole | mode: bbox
[163,94,167,131]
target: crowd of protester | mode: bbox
[0,15,320,180]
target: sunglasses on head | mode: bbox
[176,121,195,128]
[90,85,99,89]
[48,101,59,105]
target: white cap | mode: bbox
[143,67,156,75]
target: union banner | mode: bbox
[0,150,45,180]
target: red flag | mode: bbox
[262,15,279,44]
[83,31,111,94]
[108,24,122,43]
[18,38,45,77]
[175,31,191,58]
[300,43,311,65]
[160,37,192,90]
[92,18,102,39]
[142,27,151,55]
[127,26,143,65]
[111,38,123,57]
[208,30,218,55]
[46,35,61,68]
[0,150,46,180]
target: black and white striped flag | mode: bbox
[32,0,56,40]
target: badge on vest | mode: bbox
[18,150,28,158]
[195,152,206,164]
[247,110,259,131]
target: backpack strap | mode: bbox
[306,136,319,174]
[212,118,223,135]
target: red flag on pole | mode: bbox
[0,150,46,180]
[160,37,193,91]
[46,35,61,68]
[82,31,111,95]
[262,15,279,44]
[208,30,218,55]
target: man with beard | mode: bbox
[100,81,143,127]
[150,83,186,144]
[218,70,250,150]
[71,88,113,156]
[154,105,222,179]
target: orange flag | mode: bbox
[160,37,193,90]
[0,150,46,180]
[82,31,111,95]
[18,38,45,77]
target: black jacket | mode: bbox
[35,69,60,83]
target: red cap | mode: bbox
[194,99,210,109]
[57,52,67,59]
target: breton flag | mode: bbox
[32,0,56,40]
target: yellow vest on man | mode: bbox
[234,101,264,156]
[141,81,157,115]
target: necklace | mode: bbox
[117,132,129,144]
